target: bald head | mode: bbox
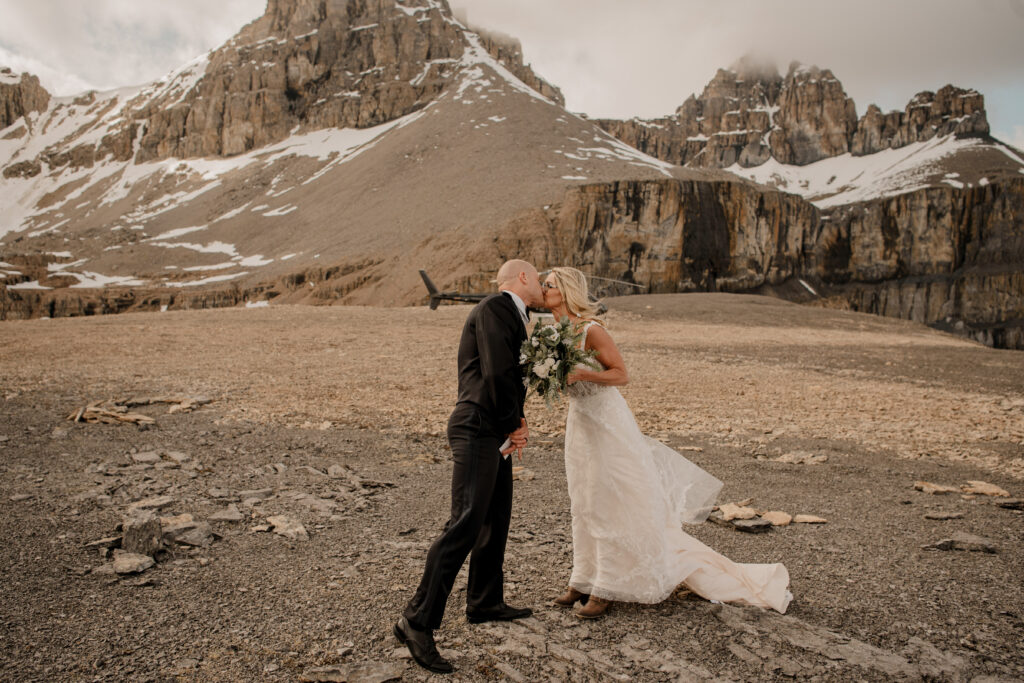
[496,259,543,307]
[496,259,536,286]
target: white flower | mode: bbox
[519,353,528,363]
[532,338,539,347]
[534,364,550,379]
[542,357,556,368]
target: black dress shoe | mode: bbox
[466,603,533,624]
[393,617,454,674]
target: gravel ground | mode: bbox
[1,293,1022,682]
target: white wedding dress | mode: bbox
[563,323,792,613]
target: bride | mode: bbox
[541,267,792,619]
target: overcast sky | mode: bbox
[1,0,1021,148]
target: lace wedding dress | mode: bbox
[563,323,792,613]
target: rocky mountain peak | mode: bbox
[597,55,992,170]
[851,84,988,155]
[0,68,51,131]
[4,0,563,172]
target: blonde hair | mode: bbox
[550,267,605,326]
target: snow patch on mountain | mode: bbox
[724,136,1015,208]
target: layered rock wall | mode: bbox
[813,179,1024,346]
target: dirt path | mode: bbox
[1,294,1022,681]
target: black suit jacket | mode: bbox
[454,292,528,436]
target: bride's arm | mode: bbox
[568,325,629,386]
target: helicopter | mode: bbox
[419,269,642,314]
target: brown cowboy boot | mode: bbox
[575,596,611,619]
[553,587,589,607]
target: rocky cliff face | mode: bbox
[850,85,988,155]
[809,178,1024,347]
[0,68,50,131]
[595,58,987,169]
[133,0,467,162]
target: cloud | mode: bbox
[0,0,1020,139]
[995,125,1024,151]
[0,0,264,94]
[0,45,93,95]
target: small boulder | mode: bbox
[131,450,162,464]
[164,450,190,464]
[112,551,154,574]
[996,498,1023,511]
[923,532,997,553]
[267,515,309,541]
[122,509,163,555]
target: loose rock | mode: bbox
[774,452,828,465]
[267,515,309,541]
[209,505,245,522]
[238,488,274,500]
[122,509,163,556]
[960,481,1010,497]
[924,511,964,520]
[112,550,155,574]
[719,503,758,521]
[733,518,773,533]
[128,495,176,511]
[131,450,162,464]
[793,514,827,524]
[760,511,792,526]
[923,532,997,553]
[996,498,1023,510]
[914,481,959,495]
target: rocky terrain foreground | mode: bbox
[1,293,1022,682]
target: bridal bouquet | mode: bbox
[520,318,600,406]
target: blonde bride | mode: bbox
[541,267,792,619]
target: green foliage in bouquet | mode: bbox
[520,318,601,406]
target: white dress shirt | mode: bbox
[502,290,529,325]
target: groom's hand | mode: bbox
[505,418,529,461]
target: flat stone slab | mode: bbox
[923,532,997,553]
[914,481,959,495]
[733,518,773,533]
[961,480,1010,497]
[924,511,964,520]
[793,514,827,524]
[299,661,404,682]
[112,551,154,574]
[760,510,793,526]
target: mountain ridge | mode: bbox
[0,3,1021,349]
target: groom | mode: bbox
[395,259,544,674]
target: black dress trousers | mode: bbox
[403,403,513,630]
